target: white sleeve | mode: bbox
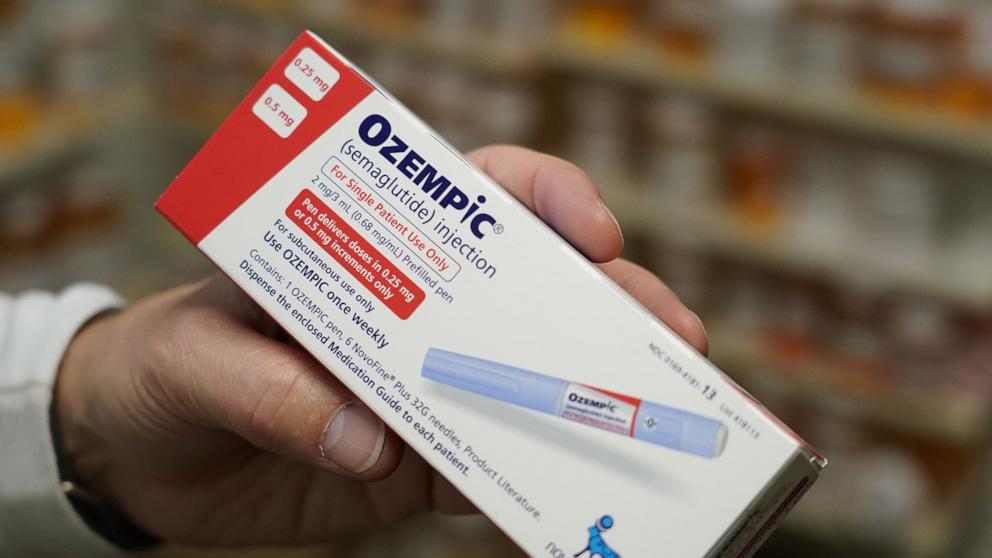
[0,285,126,557]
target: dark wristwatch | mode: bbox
[49,399,163,551]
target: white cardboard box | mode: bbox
[157,31,825,557]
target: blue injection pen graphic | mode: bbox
[421,348,728,458]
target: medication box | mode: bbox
[157,31,825,557]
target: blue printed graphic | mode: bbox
[574,515,620,558]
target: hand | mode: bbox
[56,145,707,547]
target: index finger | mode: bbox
[467,145,624,263]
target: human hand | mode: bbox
[55,145,707,547]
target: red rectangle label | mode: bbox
[286,189,425,319]
[155,32,373,245]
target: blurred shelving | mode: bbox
[0,124,89,188]
[708,321,990,445]
[215,0,992,164]
[599,184,992,311]
[547,35,992,164]
[0,80,146,189]
[212,1,540,76]
[783,467,976,558]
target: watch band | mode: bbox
[49,398,163,551]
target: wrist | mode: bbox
[54,311,163,549]
[55,311,123,509]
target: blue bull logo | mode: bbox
[574,515,620,558]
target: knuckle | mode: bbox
[242,352,313,444]
[245,379,294,446]
[145,316,192,371]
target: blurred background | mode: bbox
[2,0,992,556]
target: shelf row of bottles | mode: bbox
[218,0,992,127]
[0,0,130,161]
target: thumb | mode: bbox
[190,328,404,480]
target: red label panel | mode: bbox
[286,189,425,320]
[155,32,374,245]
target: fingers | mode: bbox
[431,472,477,515]
[183,275,284,338]
[600,259,709,355]
[163,310,403,481]
[319,401,400,480]
[468,145,624,263]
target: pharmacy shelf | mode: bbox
[783,472,973,558]
[710,317,984,555]
[0,83,149,192]
[320,13,539,76]
[955,449,992,558]
[599,185,992,311]
[214,0,992,163]
[0,127,91,190]
[708,322,991,445]
[547,35,992,164]
[213,1,540,76]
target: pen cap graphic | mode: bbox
[422,348,727,458]
[634,402,727,459]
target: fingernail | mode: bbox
[321,404,385,474]
[694,312,708,343]
[598,199,624,244]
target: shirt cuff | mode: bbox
[0,284,126,557]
